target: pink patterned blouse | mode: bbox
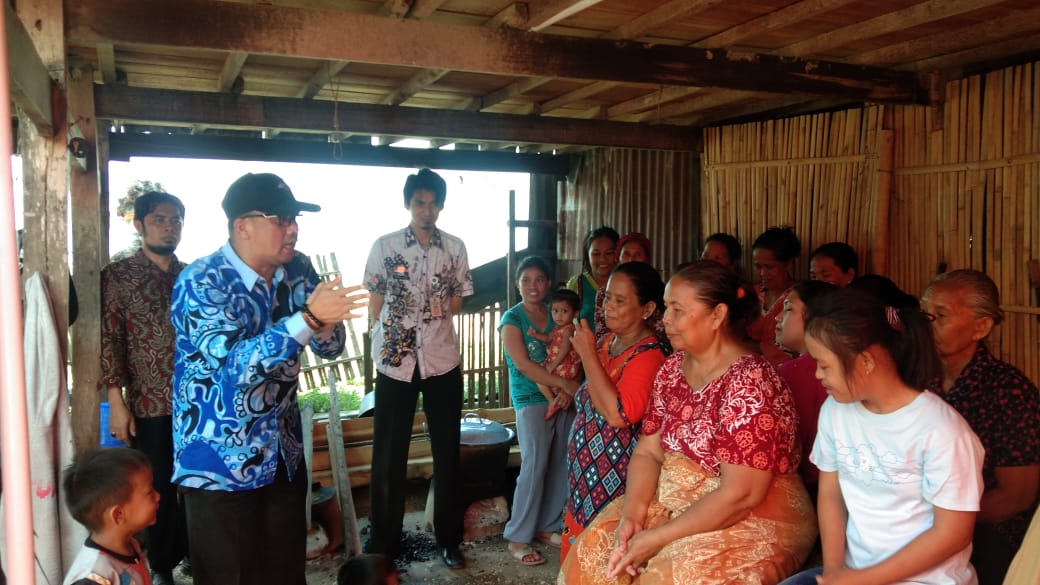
[642,352,801,475]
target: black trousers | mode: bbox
[181,456,308,585]
[972,522,1017,585]
[132,415,188,573]
[367,366,464,554]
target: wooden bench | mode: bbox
[310,407,521,488]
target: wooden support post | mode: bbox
[326,371,361,556]
[68,64,104,453]
[18,92,69,360]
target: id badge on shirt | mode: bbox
[431,296,444,318]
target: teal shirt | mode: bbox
[499,303,554,409]
[566,272,600,327]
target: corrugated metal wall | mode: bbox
[558,148,700,282]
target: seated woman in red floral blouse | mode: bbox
[559,261,817,585]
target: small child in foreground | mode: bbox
[62,447,159,585]
[337,553,398,585]
[528,288,583,419]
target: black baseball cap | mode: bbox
[221,173,321,219]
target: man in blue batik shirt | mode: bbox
[170,173,367,585]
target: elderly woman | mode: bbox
[560,261,816,584]
[500,256,582,567]
[567,226,620,338]
[921,269,1040,585]
[562,262,670,560]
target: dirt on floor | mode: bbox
[170,480,563,585]
[167,513,562,585]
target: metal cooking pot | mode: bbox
[459,413,514,446]
[456,414,515,493]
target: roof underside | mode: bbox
[55,0,1040,153]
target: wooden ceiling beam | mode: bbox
[851,4,1040,67]
[6,0,54,133]
[526,0,603,32]
[631,90,765,123]
[695,0,859,49]
[609,0,856,120]
[96,43,118,84]
[379,2,518,107]
[379,0,448,19]
[539,81,618,114]
[510,0,724,114]
[107,132,574,175]
[93,86,702,151]
[476,77,552,111]
[217,51,248,92]
[908,33,1040,74]
[606,0,726,41]
[380,68,449,106]
[296,60,349,99]
[66,0,926,104]
[607,87,702,120]
[781,0,1011,58]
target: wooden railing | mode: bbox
[304,252,511,409]
[299,303,510,408]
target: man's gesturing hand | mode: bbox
[305,276,370,327]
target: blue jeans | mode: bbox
[779,566,823,585]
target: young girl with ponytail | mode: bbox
[781,288,985,585]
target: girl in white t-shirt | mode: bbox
[781,288,984,585]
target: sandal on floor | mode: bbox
[509,544,546,566]
[535,532,562,548]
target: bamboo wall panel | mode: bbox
[889,62,1040,383]
[559,148,699,281]
[700,107,883,283]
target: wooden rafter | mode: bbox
[607,87,702,120]
[296,60,349,99]
[506,0,725,114]
[96,43,117,84]
[379,3,520,107]
[780,0,1012,58]
[604,0,859,120]
[630,90,765,123]
[527,0,603,32]
[93,86,702,151]
[851,4,1040,67]
[694,0,859,49]
[379,0,448,19]
[217,51,248,92]
[67,0,925,103]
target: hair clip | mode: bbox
[885,306,903,331]
[735,286,746,300]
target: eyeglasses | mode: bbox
[240,213,298,228]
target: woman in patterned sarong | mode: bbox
[560,261,817,585]
[562,262,670,560]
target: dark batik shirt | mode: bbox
[100,249,185,418]
[929,344,1040,548]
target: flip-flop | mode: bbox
[509,544,546,566]
[535,532,562,548]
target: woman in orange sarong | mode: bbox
[559,261,817,585]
